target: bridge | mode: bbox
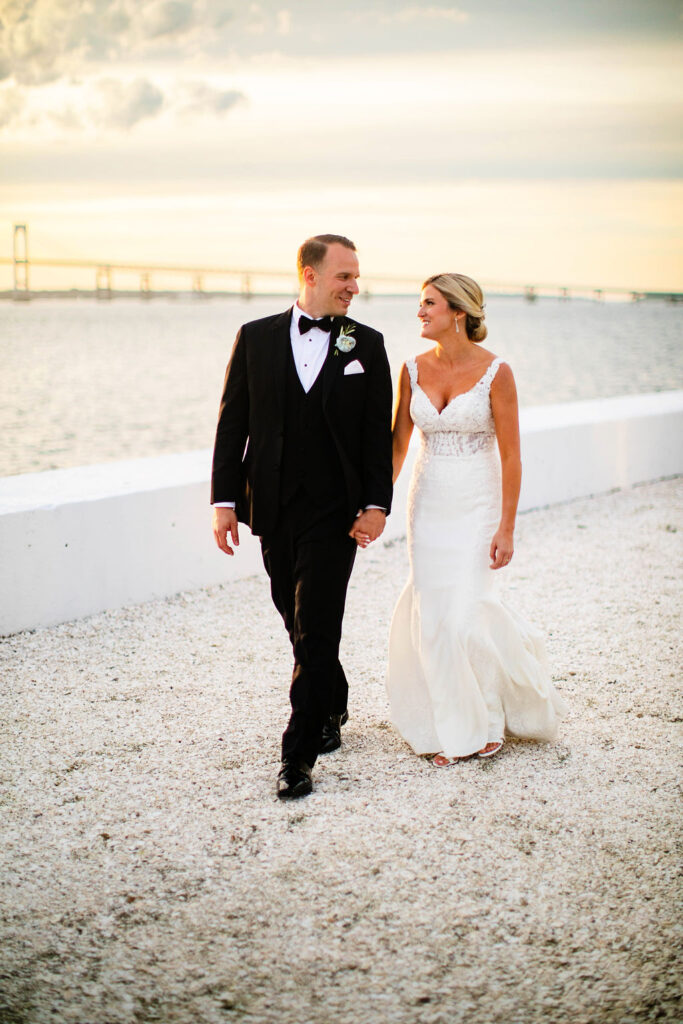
[3,224,680,303]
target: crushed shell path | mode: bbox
[1,477,681,1024]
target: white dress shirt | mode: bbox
[290,302,332,393]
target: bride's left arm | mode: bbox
[391,363,414,483]
[490,363,522,570]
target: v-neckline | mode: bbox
[414,357,497,416]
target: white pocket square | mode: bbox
[344,359,364,375]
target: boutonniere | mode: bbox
[334,323,356,356]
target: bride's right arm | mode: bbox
[391,363,414,482]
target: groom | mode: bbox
[211,234,393,798]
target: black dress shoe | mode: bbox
[276,758,313,799]
[319,710,349,755]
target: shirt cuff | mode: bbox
[364,505,385,511]
[213,502,236,508]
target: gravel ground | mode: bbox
[1,477,681,1024]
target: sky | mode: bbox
[1,0,682,292]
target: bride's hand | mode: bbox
[490,528,514,570]
[350,508,386,548]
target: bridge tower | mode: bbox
[96,266,112,300]
[13,224,30,301]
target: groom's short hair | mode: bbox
[297,234,356,282]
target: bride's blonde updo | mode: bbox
[423,273,488,343]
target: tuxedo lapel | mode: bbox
[270,308,293,421]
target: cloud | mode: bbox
[277,9,291,35]
[45,105,83,131]
[1,0,681,146]
[0,0,248,135]
[4,2,90,85]
[2,1,679,91]
[390,6,469,24]
[0,0,214,85]
[145,1,195,38]
[1,0,131,85]
[176,80,245,116]
[0,82,23,127]
[94,76,164,129]
[349,4,469,30]
[0,71,248,135]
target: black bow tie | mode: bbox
[298,314,333,334]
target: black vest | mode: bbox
[280,344,345,508]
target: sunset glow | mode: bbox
[1,1,681,291]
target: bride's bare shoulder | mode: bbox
[414,348,436,365]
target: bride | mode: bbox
[384,273,567,765]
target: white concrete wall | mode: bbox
[517,390,683,512]
[0,452,263,637]
[1,391,681,636]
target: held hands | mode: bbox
[213,507,240,556]
[490,527,514,570]
[213,506,385,554]
[350,509,386,549]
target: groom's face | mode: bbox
[310,243,360,317]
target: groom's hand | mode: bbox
[350,508,386,547]
[213,507,240,556]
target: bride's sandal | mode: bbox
[430,753,461,768]
[477,740,503,758]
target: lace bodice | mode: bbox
[407,356,504,456]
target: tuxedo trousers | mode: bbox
[260,491,357,768]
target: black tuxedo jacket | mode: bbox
[211,307,393,537]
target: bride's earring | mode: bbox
[454,316,460,333]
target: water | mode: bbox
[1,295,681,478]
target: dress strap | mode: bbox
[405,357,419,391]
[482,357,505,390]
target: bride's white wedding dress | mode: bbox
[386,356,567,757]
